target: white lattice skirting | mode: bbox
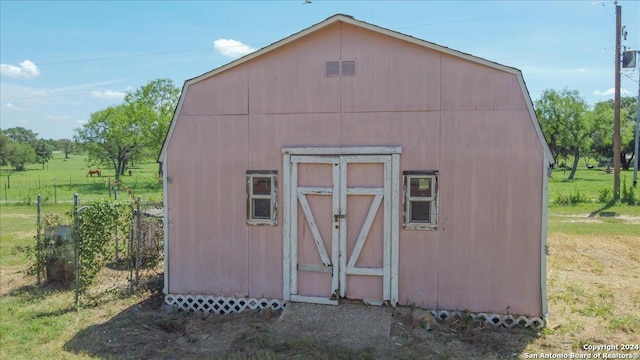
[165,294,286,314]
[430,309,545,329]
[164,294,545,329]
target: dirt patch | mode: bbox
[555,213,640,224]
[274,301,392,350]
[63,297,537,359]
[0,265,33,296]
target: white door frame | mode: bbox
[282,146,402,306]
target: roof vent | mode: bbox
[341,60,356,76]
[325,60,356,77]
[325,61,340,76]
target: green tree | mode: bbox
[6,142,36,171]
[0,132,9,166]
[588,97,637,170]
[34,139,53,169]
[75,78,180,179]
[123,78,180,159]
[2,127,38,145]
[75,104,144,181]
[535,89,591,180]
[58,139,76,159]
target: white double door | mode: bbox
[283,153,398,305]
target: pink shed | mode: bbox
[159,14,553,327]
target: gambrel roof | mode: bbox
[159,14,553,163]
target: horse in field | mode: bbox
[87,169,102,177]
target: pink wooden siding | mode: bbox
[181,69,249,116]
[166,115,249,296]
[340,24,441,112]
[165,20,546,316]
[249,23,341,114]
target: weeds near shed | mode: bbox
[620,177,637,205]
[574,291,615,319]
[598,188,612,203]
[554,189,590,205]
[609,315,640,332]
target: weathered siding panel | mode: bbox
[181,69,249,115]
[166,115,249,296]
[248,23,341,114]
[494,111,543,314]
[340,24,441,113]
[437,110,542,315]
[440,55,527,111]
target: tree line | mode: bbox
[536,89,638,180]
[0,127,78,171]
[0,79,180,180]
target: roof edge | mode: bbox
[160,13,552,163]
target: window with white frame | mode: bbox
[246,171,277,225]
[403,171,438,229]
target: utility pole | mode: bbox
[613,2,622,198]
[634,69,639,187]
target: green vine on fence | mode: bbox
[69,200,132,297]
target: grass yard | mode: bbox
[0,152,163,205]
[0,160,639,359]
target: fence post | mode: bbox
[7,175,9,189]
[114,189,119,263]
[135,196,142,288]
[129,214,134,293]
[54,183,57,205]
[73,193,79,310]
[36,194,42,286]
[4,182,7,203]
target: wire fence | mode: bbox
[1,174,162,204]
[34,194,164,308]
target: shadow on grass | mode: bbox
[554,177,611,182]
[7,281,73,301]
[589,201,618,218]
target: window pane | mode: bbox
[410,177,431,197]
[253,199,271,219]
[252,177,271,195]
[410,201,431,222]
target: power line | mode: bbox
[7,2,609,68]
[494,48,602,61]
[394,3,593,29]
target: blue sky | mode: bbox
[1,0,639,140]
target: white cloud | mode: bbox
[214,39,257,58]
[593,88,615,96]
[46,114,72,121]
[5,102,19,110]
[0,60,40,78]
[593,87,630,96]
[90,89,126,99]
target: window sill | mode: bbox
[403,223,437,230]
[247,220,278,226]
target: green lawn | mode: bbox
[549,164,637,205]
[0,152,163,205]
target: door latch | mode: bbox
[334,214,346,222]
